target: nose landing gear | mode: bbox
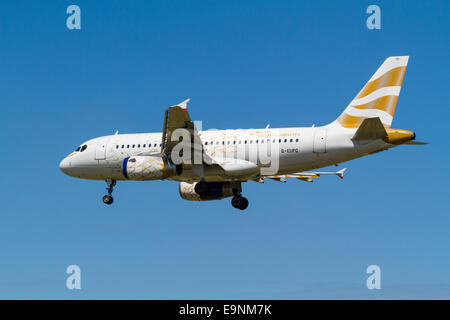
[102,179,116,205]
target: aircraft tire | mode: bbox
[232,196,248,210]
[103,195,114,205]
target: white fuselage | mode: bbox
[58,57,419,208]
[59,125,392,181]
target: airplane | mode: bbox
[59,56,426,210]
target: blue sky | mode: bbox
[0,0,449,299]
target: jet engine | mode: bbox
[179,181,239,201]
[122,156,182,180]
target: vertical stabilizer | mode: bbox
[332,56,409,129]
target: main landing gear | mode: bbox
[231,188,249,211]
[194,181,249,210]
[102,179,116,205]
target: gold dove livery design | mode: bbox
[59,56,426,210]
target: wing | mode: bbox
[160,100,261,180]
[160,100,226,180]
[262,168,346,183]
[161,100,206,164]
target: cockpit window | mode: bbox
[80,145,87,152]
[75,146,81,152]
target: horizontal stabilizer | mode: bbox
[402,141,429,145]
[352,117,387,141]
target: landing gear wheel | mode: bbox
[103,179,116,205]
[239,197,249,210]
[231,196,249,210]
[103,195,114,205]
[195,181,209,196]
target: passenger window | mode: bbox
[284,139,287,143]
[205,142,208,145]
[290,139,293,142]
[244,140,247,144]
[227,141,230,145]
[132,144,135,148]
[256,140,258,143]
[279,139,281,143]
[127,145,130,148]
[154,144,157,147]
[122,145,124,148]
[138,144,140,148]
[116,145,119,149]
[296,138,299,142]
[143,144,146,148]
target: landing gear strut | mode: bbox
[231,187,249,210]
[103,179,116,205]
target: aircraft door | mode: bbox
[313,128,327,153]
[95,137,110,160]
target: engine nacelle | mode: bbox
[123,156,181,180]
[179,181,238,201]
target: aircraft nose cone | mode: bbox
[59,158,71,175]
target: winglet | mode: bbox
[173,98,191,110]
[337,168,346,179]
